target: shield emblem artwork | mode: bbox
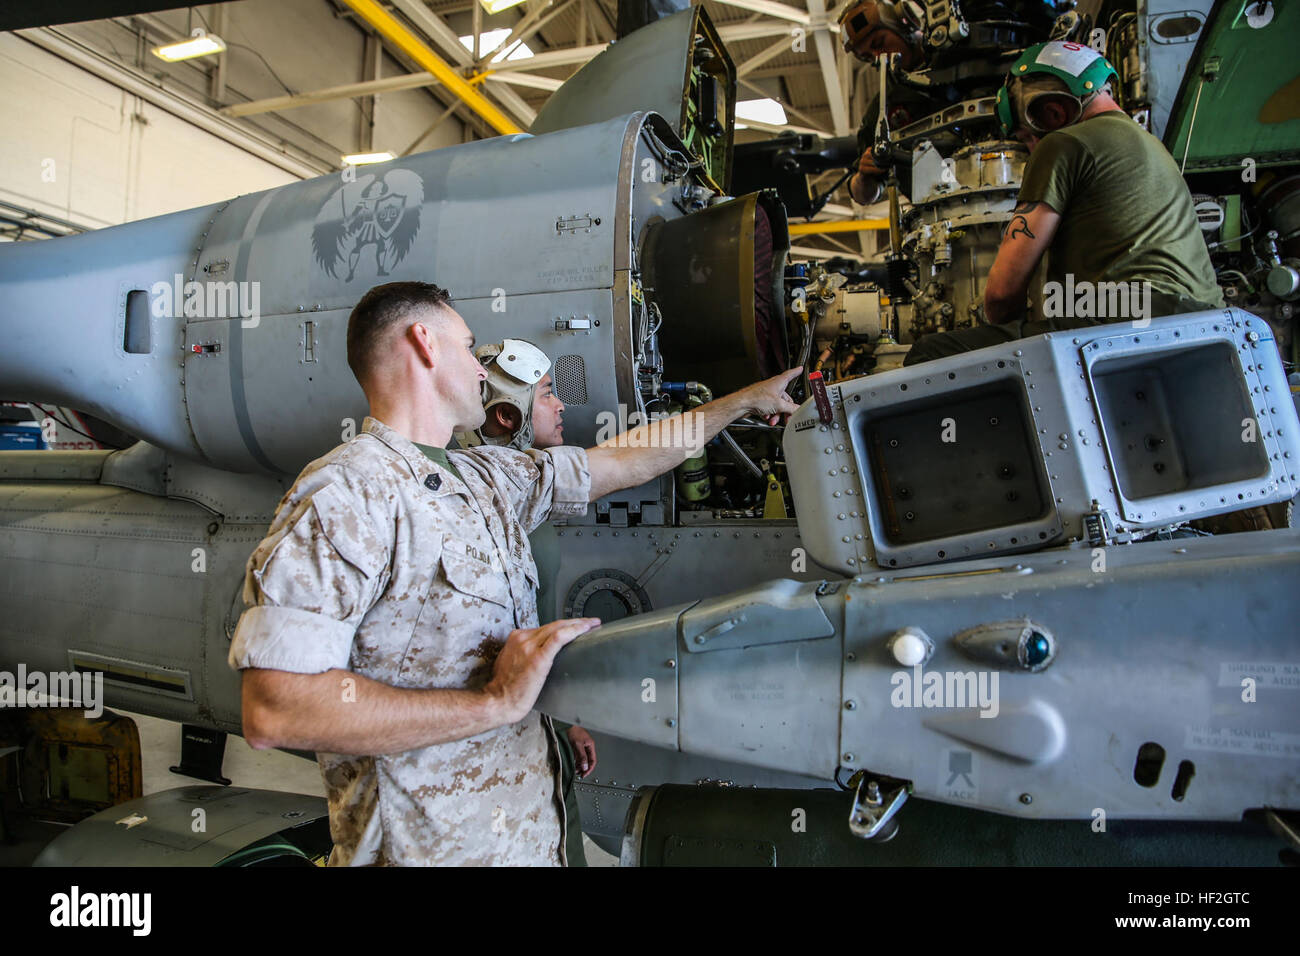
[375,194,407,239]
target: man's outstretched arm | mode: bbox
[585,368,801,501]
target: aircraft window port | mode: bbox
[1133,741,1166,788]
[1171,760,1196,801]
[861,382,1048,545]
[1090,342,1267,500]
[124,289,152,354]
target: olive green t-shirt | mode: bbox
[413,442,463,482]
[1018,111,1225,318]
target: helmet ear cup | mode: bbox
[1025,90,1082,132]
[466,338,550,450]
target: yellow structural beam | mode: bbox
[341,0,523,136]
[788,219,890,235]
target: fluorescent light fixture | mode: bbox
[458,28,535,63]
[736,98,788,126]
[479,0,528,14]
[342,152,395,165]
[151,34,227,63]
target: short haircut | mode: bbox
[346,281,453,384]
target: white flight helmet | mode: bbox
[459,337,551,450]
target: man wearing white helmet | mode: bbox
[459,338,593,864]
[459,338,565,452]
[463,338,808,863]
[904,40,1224,365]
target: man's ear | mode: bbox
[1038,95,1080,131]
[408,322,437,368]
[493,405,522,432]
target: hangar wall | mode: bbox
[0,33,298,230]
[1,0,478,232]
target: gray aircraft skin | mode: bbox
[1,8,1298,863]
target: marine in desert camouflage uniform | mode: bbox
[230,280,801,865]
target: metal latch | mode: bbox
[302,320,317,363]
[692,613,747,646]
[556,215,600,234]
[848,773,910,841]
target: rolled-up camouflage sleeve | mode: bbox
[459,445,591,533]
[228,467,392,674]
[524,445,591,522]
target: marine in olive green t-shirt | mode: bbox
[1017,110,1225,318]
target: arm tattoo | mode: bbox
[1012,199,1042,215]
[1003,215,1036,240]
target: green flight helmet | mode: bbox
[996,41,1119,138]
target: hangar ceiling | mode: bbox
[6,1,882,256]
